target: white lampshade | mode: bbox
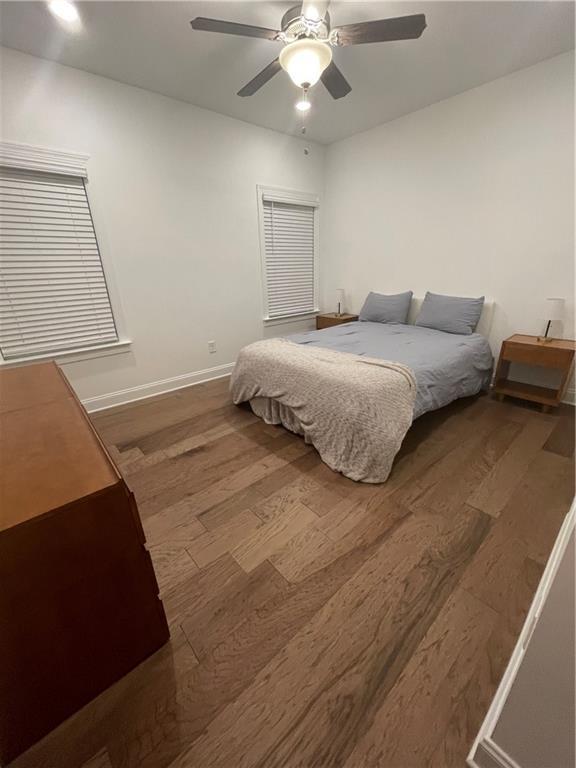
[279,39,332,88]
[545,297,565,322]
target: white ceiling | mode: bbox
[0,1,573,144]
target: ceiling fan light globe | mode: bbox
[279,39,332,88]
[295,98,311,112]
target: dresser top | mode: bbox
[0,362,120,533]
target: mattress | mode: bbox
[288,321,494,418]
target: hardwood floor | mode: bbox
[10,380,574,768]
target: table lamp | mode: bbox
[336,289,345,317]
[538,297,565,342]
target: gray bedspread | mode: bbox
[288,321,493,418]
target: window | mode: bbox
[258,187,319,321]
[0,165,119,361]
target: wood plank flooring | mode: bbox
[10,381,574,768]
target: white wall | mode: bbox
[0,47,323,406]
[322,52,575,389]
[2,47,574,407]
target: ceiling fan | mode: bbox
[190,2,426,104]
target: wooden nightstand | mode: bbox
[492,334,576,412]
[316,313,359,330]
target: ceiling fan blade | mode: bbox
[190,17,280,41]
[321,61,351,99]
[237,58,282,97]
[334,14,426,46]
[301,0,330,22]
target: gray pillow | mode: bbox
[415,292,484,335]
[359,291,413,324]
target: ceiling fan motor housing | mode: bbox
[281,5,331,42]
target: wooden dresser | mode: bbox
[0,362,169,764]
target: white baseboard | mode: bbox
[81,362,235,413]
[81,363,574,415]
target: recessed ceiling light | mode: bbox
[47,0,79,24]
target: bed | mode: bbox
[287,320,493,419]
[231,298,494,483]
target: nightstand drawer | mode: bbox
[502,341,573,369]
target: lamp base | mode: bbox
[537,335,554,343]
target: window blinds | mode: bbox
[262,199,317,320]
[0,166,118,360]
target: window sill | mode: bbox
[264,311,319,327]
[0,339,132,367]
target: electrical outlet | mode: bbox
[208,340,216,354]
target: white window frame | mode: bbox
[257,184,320,324]
[0,141,130,366]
